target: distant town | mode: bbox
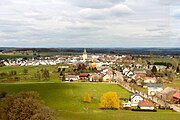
[0,48,180,120]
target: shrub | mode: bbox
[100,92,120,109]
[83,92,91,103]
[0,92,7,98]
[0,91,55,120]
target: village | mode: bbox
[0,49,180,112]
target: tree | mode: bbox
[100,92,120,109]
[62,74,65,81]
[23,68,28,75]
[0,91,55,120]
[176,66,179,73]
[171,57,178,71]
[9,70,17,76]
[34,70,41,81]
[0,92,7,99]
[82,92,91,103]
[42,69,50,80]
[151,66,157,73]
[167,70,174,82]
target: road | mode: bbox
[114,70,180,112]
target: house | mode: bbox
[102,74,113,82]
[126,71,134,77]
[79,73,90,80]
[134,70,146,77]
[132,74,142,80]
[65,75,79,82]
[147,84,163,96]
[157,87,178,102]
[173,92,180,104]
[130,93,143,106]
[143,77,157,84]
[122,101,131,109]
[143,77,157,88]
[136,78,144,86]
[138,100,155,110]
[89,73,101,82]
[123,68,129,75]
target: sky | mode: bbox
[0,0,180,48]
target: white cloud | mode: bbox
[70,0,125,8]
[159,0,180,6]
[79,4,134,19]
[172,8,180,19]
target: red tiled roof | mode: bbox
[79,73,89,77]
[138,100,154,107]
[173,92,180,99]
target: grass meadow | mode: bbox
[0,83,179,120]
[0,65,61,82]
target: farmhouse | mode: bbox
[79,73,90,80]
[130,93,143,106]
[138,100,155,110]
[173,92,180,104]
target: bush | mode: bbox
[83,92,91,103]
[100,92,120,109]
[0,91,55,120]
[0,92,7,98]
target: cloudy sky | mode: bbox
[0,0,180,48]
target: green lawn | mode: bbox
[0,83,179,120]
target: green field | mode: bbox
[0,83,179,120]
[0,52,81,59]
[149,57,180,64]
[0,65,60,82]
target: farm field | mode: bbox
[149,57,180,64]
[0,83,179,120]
[0,52,81,59]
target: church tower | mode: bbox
[82,48,87,62]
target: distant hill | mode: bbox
[0,47,180,56]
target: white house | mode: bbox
[130,93,143,106]
[147,84,163,96]
[126,71,134,77]
[122,101,131,108]
[65,75,79,82]
[123,68,129,75]
[143,77,157,84]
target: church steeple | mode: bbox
[83,48,87,54]
[82,48,87,62]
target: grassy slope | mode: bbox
[0,83,179,120]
